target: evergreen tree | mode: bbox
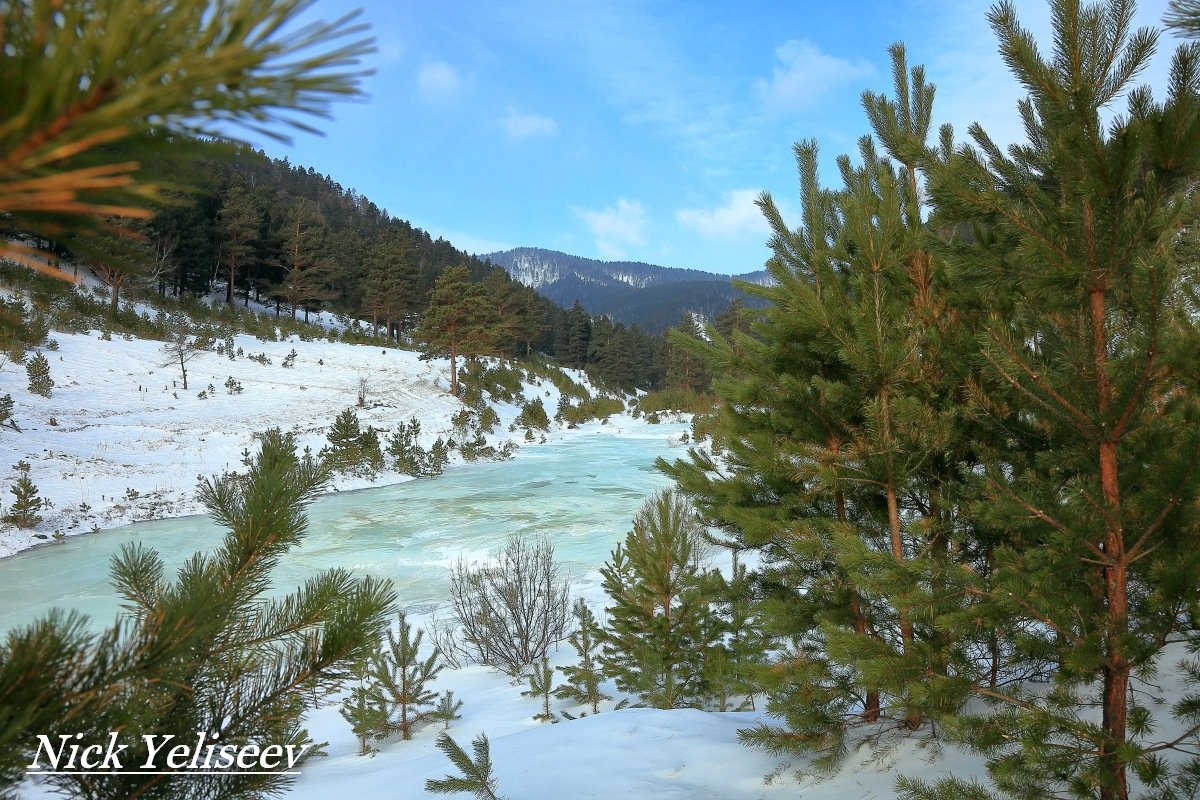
[3,474,45,528]
[663,43,976,767]
[339,653,388,756]
[370,610,443,741]
[86,228,157,317]
[909,3,1200,799]
[25,352,53,398]
[432,690,464,730]
[0,429,395,798]
[560,300,592,368]
[701,552,771,712]
[600,490,719,709]
[277,198,335,321]
[415,266,499,396]
[362,229,417,342]
[0,394,13,429]
[217,182,261,305]
[662,313,709,394]
[159,323,203,390]
[555,598,610,715]
[521,656,557,722]
[325,408,383,476]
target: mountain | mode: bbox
[482,247,769,333]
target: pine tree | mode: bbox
[663,43,977,766]
[3,474,44,528]
[432,690,464,730]
[217,182,261,305]
[277,198,335,321]
[415,266,499,396]
[701,553,771,712]
[910,3,1200,799]
[600,490,719,709]
[370,610,443,741]
[0,393,14,428]
[361,229,417,342]
[25,352,53,398]
[555,599,610,715]
[0,428,395,798]
[521,656,557,722]
[339,654,388,756]
[325,408,383,476]
[158,323,202,390]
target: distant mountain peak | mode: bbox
[483,247,768,334]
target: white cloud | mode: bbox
[675,189,768,240]
[502,108,558,140]
[417,60,462,101]
[574,199,646,259]
[755,39,875,114]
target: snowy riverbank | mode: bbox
[0,325,673,559]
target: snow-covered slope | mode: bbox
[0,323,603,558]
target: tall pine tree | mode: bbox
[909,3,1200,798]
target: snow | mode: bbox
[0,288,1080,800]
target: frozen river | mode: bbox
[0,423,690,633]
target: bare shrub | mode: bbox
[447,535,571,674]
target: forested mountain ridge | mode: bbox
[16,139,728,394]
[484,247,769,333]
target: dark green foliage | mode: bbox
[325,408,384,476]
[3,473,44,527]
[370,610,443,741]
[635,387,714,415]
[0,428,395,799]
[895,776,1000,800]
[701,554,771,712]
[600,490,720,709]
[428,437,450,474]
[433,690,464,730]
[912,3,1200,798]
[557,395,625,426]
[555,598,610,714]
[661,41,978,770]
[424,732,505,800]
[521,656,557,722]
[387,416,444,477]
[515,397,549,431]
[339,655,388,756]
[0,394,13,428]
[24,352,52,397]
[415,266,499,396]
[1,0,373,275]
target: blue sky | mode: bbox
[250,0,1176,275]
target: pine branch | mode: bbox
[424,732,505,800]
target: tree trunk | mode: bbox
[1091,280,1129,800]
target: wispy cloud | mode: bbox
[417,60,462,101]
[755,39,875,115]
[675,190,767,240]
[502,108,558,140]
[574,199,646,259]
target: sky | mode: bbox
[245,0,1178,275]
